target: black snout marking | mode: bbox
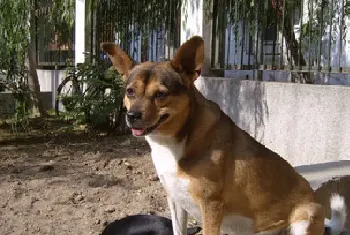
[126,111,142,122]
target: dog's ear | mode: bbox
[101,42,135,82]
[171,36,204,82]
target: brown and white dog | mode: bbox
[102,36,347,235]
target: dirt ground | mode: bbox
[1,118,349,235]
[0,118,180,235]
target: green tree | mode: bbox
[204,0,348,83]
[93,0,181,59]
[0,0,74,117]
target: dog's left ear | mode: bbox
[171,36,204,83]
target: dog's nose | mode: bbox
[127,111,142,122]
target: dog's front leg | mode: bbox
[167,196,188,235]
[200,200,223,235]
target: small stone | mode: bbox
[102,160,110,168]
[15,181,22,185]
[30,197,39,204]
[74,194,84,202]
[95,219,101,225]
[83,152,95,158]
[74,151,84,157]
[57,151,69,157]
[188,218,198,225]
[119,211,128,218]
[120,140,131,146]
[38,164,54,172]
[42,151,51,157]
[136,137,146,142]
[125,163,133,171]
[10,168,22,174]
[110,159,122,166]
[105,206,115,213]
[148,175,159,181]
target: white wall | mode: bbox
[195,77,350,167]
[36,69,66,109]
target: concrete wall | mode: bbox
[0,91,52,117]
[0,69,65,117]
[195,77,350,167]
[224,70,350,86]
[0,92,15,116]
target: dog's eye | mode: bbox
[126,88,135,97]
[154,91,168,99]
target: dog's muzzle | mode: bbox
[126,112,169,136]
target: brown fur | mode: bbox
[102,36,326,235]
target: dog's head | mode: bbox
[102,36,204,137]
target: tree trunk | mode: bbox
[271,0,314,83]
[26,4,45,117]
[282,17,313,83]
[27,41,45,117]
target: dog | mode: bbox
[102,36,347,235]
[101,214,202,235]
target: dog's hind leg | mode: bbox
[168,196,188,235]
[289,202,325,235]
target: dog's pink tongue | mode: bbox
[131,129,144,136]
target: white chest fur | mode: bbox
[145,135,202,219]
[145,135,256,234]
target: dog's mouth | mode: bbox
[131,114,169,137]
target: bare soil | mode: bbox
[0,119,176,235]
[1,118,349,235]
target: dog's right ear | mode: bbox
[101,43,134,82]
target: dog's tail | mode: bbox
[325,194,347,235]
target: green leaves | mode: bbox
[58,53,125,130]
[0,0,74,77]
[0,0,31,72]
